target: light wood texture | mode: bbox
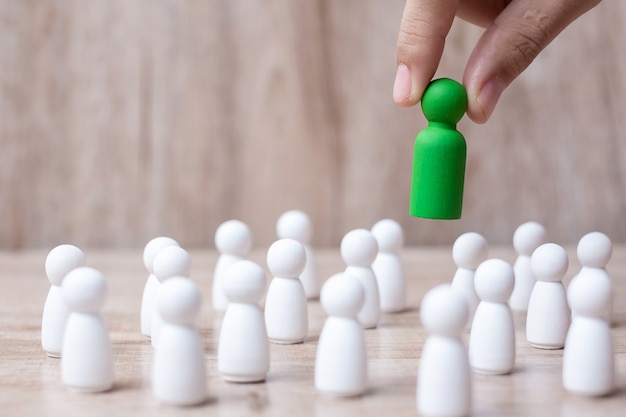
[1,246,626,416]
[0,1,625,248]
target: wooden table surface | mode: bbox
[1,246,625,416]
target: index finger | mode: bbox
[394,0,460,106]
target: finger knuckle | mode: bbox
[396,26,444,60]
[501,12,552,74]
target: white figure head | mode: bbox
[513,221,546,256]
[577,232,612,269]
[420,284,468,337]
[320,272,364,319]
[153,246,192,283]
[276,210,313,244]
[530,243,569,282]
[143,237,179,274]
[157,277,202,326]
[222,260,267,304]
[45,244,86,287]
[214,220,252,256]
[267,238,306,278]
[452,232,488,270]
[474,259,515,303]
[371,219,404,254]
[62,267,107,314]
[340,229,378,267]
[567,269,612,319]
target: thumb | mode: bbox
[463,0,600,123]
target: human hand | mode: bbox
[393,0,601,123]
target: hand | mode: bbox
[393,0,601,123]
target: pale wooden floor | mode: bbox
[0,247,625,416]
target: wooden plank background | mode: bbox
[0,0,624,249]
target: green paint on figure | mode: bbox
[410,78,468,220]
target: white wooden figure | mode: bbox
[572,231,613,323]
[563,271,614,396]
[526,243,570,349]
[212,220,252,313]
[509,221,546,313]
[152,277,206,406]
[264,238,308,344]
[450,232,488,327]
[371,219,406,313]
[341,229,380,329]
[469,259,515,375]
[218,260,269,382]
[141,237,179,338]
[276,210,319,299]
[61,267,114,392]
[42,244,86,358]
[151,246,192,348]
[315,272,367,397]
[417,284,471,417]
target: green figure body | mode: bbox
[410,78,468,220]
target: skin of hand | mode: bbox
[393,0,601,123]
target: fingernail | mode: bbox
[476,77,506,120]
[393,64,412,104]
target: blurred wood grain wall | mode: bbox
[0,0,624,249]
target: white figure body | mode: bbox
[450,232,488,327]
[141,237,179,338]
[212,220,252,312]
[42,244,86,358]
[563,273,614,396]
[509,221,546,313]
[417,284,471,417]
[371,219,406,313]
[264,239,308,344]
[341,229,380,329]
[218,260,269,382]
[469,259,515,375]
[276,210,319,299]
[572,232,613,323]
[61,267,114,392]
[526,243,570,349]
[152,277,206,406]
[151,246,192,348]
[315,273,367,397]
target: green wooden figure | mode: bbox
[410,78,468,220]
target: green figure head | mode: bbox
[409,78,468,220]
[421,78,468,126]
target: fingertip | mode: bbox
[393,63,432,107]
[410,69,431,105]
[395,98,419,108]
[393,64,415,106]
[466,77,506,123]
[466,102,488,124]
